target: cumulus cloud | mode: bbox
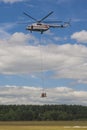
[0,85,87,105]
[0,29,10,40]
[8,32,39,45]
[0,23,16,40]
[0,26,87,105]
[53,36,67,41]
[71,30,87,43]
[0,0,26,4]
[0,31,87,84]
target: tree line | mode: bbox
[0,105,87,121]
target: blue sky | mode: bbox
[0,0,87,105]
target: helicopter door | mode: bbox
[31,25,33,30]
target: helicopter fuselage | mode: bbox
[26,23,49,34]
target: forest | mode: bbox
[0,105,87,121]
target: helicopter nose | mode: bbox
[26,26,30,30]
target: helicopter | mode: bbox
[23,11,71,34]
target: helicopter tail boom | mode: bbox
[49,22,70,28]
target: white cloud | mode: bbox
[77,79,87,84]
[54,36,67,41]
[0,29,87,83]
[71,30,87,43]
[0,23,16,40]
[8,32,39,45]
[0,29,10,40]
[0,85,87,105]
[0,30,87,83]
[0,0,26,3]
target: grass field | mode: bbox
[0,121,87,130]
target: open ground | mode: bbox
[0,121,87,130]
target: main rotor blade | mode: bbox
[43,20,62,23]
[39,11,54,23]
[17,21,32,24]
[23,12,37,22]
